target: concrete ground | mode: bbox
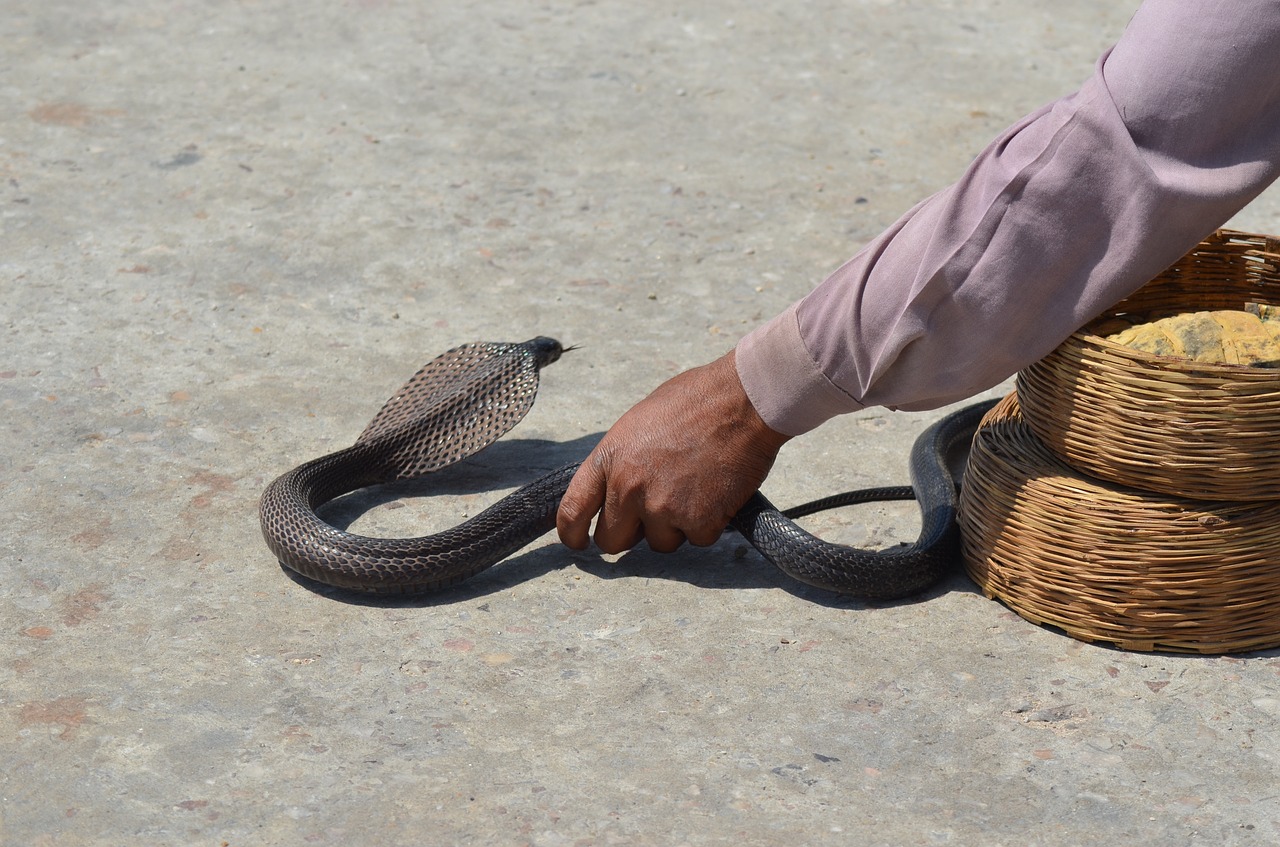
[4,1,1280,845]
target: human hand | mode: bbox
[556,350,791,554]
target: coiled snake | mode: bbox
[260,337,995,599]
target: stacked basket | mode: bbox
[958,229,1280,653]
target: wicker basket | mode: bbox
[959,393,1280,654]
[1017,229,1280,501]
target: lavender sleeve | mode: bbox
[736,0,1280,435]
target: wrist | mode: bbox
[720,350,792,452]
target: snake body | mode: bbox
[260,337,994,599]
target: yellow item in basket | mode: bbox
[1106,308,1280,367]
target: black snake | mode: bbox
[259,337,995,599]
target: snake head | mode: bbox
[525,336,572,369]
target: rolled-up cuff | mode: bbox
[734,305,866,436]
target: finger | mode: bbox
[684,494,746,547]
[683,520,726,548]
[643,523,686,554]
[592,514,644,554]
[556,461,607,550]
[591,485,646,554]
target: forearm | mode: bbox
[737,0,1280,434]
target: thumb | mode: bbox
[556,458,607,550]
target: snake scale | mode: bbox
[259,337,995,599]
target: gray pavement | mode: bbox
[4,2,1280,845]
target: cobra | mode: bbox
[259,337,995,599]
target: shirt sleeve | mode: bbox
[735,0,1280,435]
